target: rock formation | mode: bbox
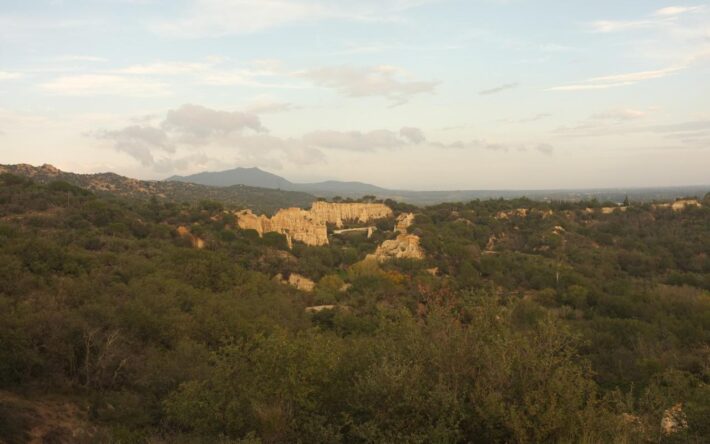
[496,208,553,219]
[274,273,316,292]
[305,305,336,313]
[671,199,701,211]
[310,201,392,228]
[236,208,328,249]
[395,213,416,233]
[661,403,688,436]
[367,234,425,261]
[366,211,424,261]
[287,273,316,292]
[176,226,205,249]
[235,202,392,248]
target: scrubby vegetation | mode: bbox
[0,173,708,443]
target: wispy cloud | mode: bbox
[117,61,215,75]
[0,71,22,80]
[152,0,439,38]
[547,66,682,91]
[653,6,704,17]
[479,82,518,95]
[591,108,651,121]
[300,65,438,105]
[52,55,108,63]
[40,74,171,97]
[517,113,551,123]
[591,5,705,33]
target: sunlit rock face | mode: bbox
[234,202,392,248]
[661,403,688,436]
[367,234,425,261]
[176,226,205,249]
[310,201,393,228]
[395,213,415,233]
[235,208,328,249]
[366,211,425,261]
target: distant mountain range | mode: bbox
[167,167,709,205]
[168,167,387,196]
[1,164,706,210]
[0,164,315,214]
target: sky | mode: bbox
[1,0,709,190]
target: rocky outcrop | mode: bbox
[395,213,416,233]
[176,226,205,249]
[310,201,393,228]
[287,273,316,292]
[305,305,336,313]
[235,202,392,248]
[364,211,425,261]
[236,208,328,249]
[661,403,688,436]
[274,273,316,292]
[496,208,553,219]
[367,234,425,261]
[671,199,701,211]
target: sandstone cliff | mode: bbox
[235,202,392,248]
[367,234,425,262]
[310,201,393,227]
[236,208,328,249]
[395,213,415,233]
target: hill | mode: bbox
[167,166,709,205]
[0,174,707,442]
[0,164,316,214]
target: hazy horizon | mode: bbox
[2,0,709,189]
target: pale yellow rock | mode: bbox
[235,208,328,249]
[495,208,553,219]
[671,199,701,211]
[600,206,627,214]
[287,273,316,292]
[310,201,393,228]
[235,202,392,248]
[661,403,688,436]
[395,213,416,233]
[176,226,205,249]
[305,305,336,313]
[367,234,425,262]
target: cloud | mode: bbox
[162,104,264,143]
[592,108,648,121]
[39,74,170,96]
[555,116,710,139]
[94,125,174,166]
[301,65,437,104]
[52,55,108,63]
[547,66,682,91]
[479,82,518,95]
[301,128,419,151]
[152,0,439,38]
[589,6,704,33]
[244,98,297,114]
[654,6,703,17]
[399,126,426,144]
[433,138,554,154]
[92,102,551,176]
[517,113,551,123]
[0,71,22,80]
[118,61,215,75]
[535,143,554,155]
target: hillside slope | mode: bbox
[0,164,315,214]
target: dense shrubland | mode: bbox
[0,174,708,443]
